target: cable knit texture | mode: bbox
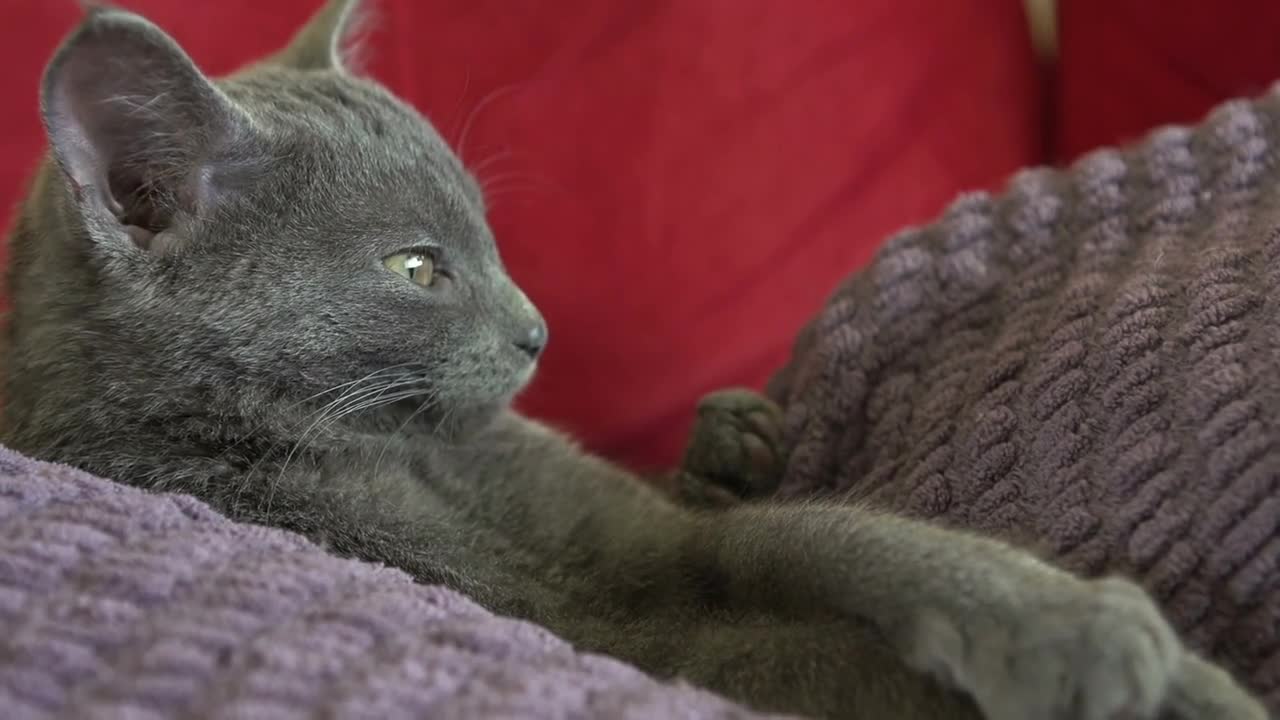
[0,451,770,719]
[770,85,1280,712]
[3,89,1279,717]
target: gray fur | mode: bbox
[1,3,1266,719]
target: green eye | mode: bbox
[383,251,435,286]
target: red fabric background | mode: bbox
[1055,1,1280,161]
[5,2,1274,469]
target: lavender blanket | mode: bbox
[3,87,1280,717]
[0,449,773,720]
[771,86,1280,710]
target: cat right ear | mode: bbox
[270,0,367,72]
[40,8,251,254]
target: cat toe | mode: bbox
[678,388,785,505]
[1162,652,1268,720]
[957,577,1182,720]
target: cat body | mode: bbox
[0,3,1266,719]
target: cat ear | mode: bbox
[41,8,251,253]
[271,0,366,72]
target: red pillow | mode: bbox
[0,1,81,272]
[1,0,1043,469]
[379,0,1045,468]
[1056,0,1280,162]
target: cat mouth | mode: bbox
[516,360,538,387]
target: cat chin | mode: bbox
[421,401,512,444]
[515,361,538,390]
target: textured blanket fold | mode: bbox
[4,86,1280,717]
[770,85,1280,711]
[0,451,770,719]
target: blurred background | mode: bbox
[3,0,1279,469]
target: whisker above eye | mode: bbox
[455,82,526,164]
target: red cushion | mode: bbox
[1056,0,1280,162]
[2,0,1042,468]
[0,2,81,273]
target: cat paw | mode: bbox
[677,388,785,508]
[927,576,1186,720]
[1163,652,1268,720]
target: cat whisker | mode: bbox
[325,387,432,426]
[304,374,422,427]
[468,148,514,181]
[217,363,422,463]
[237,371,424,514]
[268,377,417,466]
[477,172,570,209]
[288,363,423,410]
[476,170,544,194]
[261,380,431,518]
[456,83,524,164]
[444,68,472,149]
[371,391,440,479]
[429,394,461,442]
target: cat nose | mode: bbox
[515,322,548,359]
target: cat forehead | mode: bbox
[232,70,395,121]
[226,70,443,157]
[220,69,484,219]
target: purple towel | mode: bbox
[0,449,775,719]
[770,85,1280,711]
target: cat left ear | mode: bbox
[41,8,253,254]
[270,0,367,72]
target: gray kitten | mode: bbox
[1,3,1266,719]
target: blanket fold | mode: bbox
[770,84,1280,711]
[0,451,769,719]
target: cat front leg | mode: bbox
[697,505,1267,720]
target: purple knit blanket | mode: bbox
[0,448,776,719]
[770,86,1280,711]
[4,88,1280,717]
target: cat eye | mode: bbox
[383,251,436,287]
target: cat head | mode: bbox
[22,0,546,433]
